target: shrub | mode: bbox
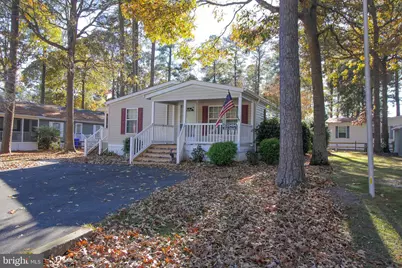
[255,118,280,144]
[191,145,205,163]
[207,141,237,166]
[123,137,130,155]
[302,122,312,154]
[36,126,60,150]
[259,138,280,165]
[246,151,259,165]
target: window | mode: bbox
[93,124,102,133]
[337,126,349,138]
[13,119,21,131]
[50,122,64,137]
[126,109,138,134]
[208,106,238,125]
[75,123,83,134]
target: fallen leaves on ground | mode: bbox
[0,151,127,171]
[45,162,364,267]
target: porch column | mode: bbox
[251,101,255,151]
[151,101,155,124]
[183,100,187,125]
[21,118,24,142]
[237,94,242,150]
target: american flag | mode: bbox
[215,91,235,127]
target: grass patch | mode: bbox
[330,152,402,266]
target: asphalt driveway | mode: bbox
[0,162,187,254]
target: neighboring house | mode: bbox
[0,101,104,151]
[104,80,270,163]
[327,116,402,151]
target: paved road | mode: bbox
[0,162,187,254]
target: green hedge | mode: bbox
[36,126,60,150]
[259,138,280,165]
[207,141,237,166]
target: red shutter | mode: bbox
[242,105,249,124]
[138,107,143,133]
[121,108,126,134]
[202,106,208,136]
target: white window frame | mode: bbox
[49,121,64,137]
[337,126,349,139]
[126,108,138,134]
[75,123,83,134]
[389,126,394,139]
[208,105,238,125]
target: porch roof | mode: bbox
[144,80,271,106]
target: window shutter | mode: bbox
[336,126,339,138]
[241,105,249,124]
[202,106,208,136]
[121,108,126,134]
[138,108,143,133]
[347,126,350,139]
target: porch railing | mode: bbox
[84,127,104,156]
[129,124,175,164]
[184,123,238,144]
[240,123,253,144]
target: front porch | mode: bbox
[0,117,38,151]
[129,94,256,164]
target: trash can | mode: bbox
[74,138,80,149]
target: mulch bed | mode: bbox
[44,162,364,267]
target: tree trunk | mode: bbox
[302,3,329,165]
[118,0,126,96]
[276,0,305,187]
[40,60,46,104]
[213,61,216,83]
[81,78,86,109]
[234,50,237,87]
[168,45,172,82]
[369,2,382,153]
[64,0,78,152]
[150,41,156,86]
[381,58,389,152]
[329,83,334,118]
[396,70,400,116]
[1,0,19,154]
[256,48,261,95]
[132,18,139,92]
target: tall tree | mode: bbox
[396,70,400,116]
[150,41,156,86]
[277,0,305,187]
[23,0,112,151]
[118,0,126,96]
[1,0,19,154]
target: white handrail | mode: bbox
[84,127,104,156]
[129,124,176,164]
[184,123,239,144]
[129,124,153,163]
[176,125,186,164]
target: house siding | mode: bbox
[107,94,168,147]
[256,103,266,126]
[150,84,242,102]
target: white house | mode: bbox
[327,116,402,151]
[100,80,270,164]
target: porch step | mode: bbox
[133,144,177,165]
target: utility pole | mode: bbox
[363,0,375,198]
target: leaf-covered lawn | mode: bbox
[45,163,364,267]
[330,152,402,266]
[0,151,127,171]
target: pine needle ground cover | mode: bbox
[45,163,365,267]
[330,152,402,266]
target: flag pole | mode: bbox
[363,0,375,198]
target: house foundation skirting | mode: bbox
[0,142,38,151]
